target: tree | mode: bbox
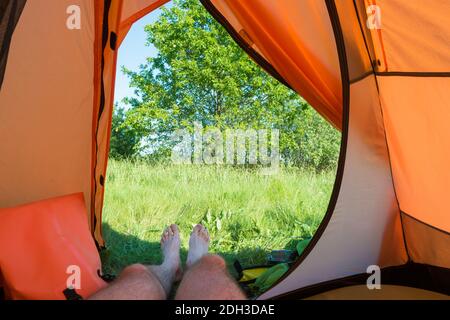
[109,105,141,159]
[121,0,340,169]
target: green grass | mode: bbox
[101,159,335,277]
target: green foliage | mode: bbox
[117,0,340,170]
[109,105,141,159]
[284,108,342,171]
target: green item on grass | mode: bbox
[253,263,289,293]
[296,237,312,255]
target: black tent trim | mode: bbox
[0,0,27,91]
[271,263,450,300]
[199,0,293,91]
[264,0,352,299]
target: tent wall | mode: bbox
[0,0,171,247]
[402,212,450,269]
[363,0,450,268]
[260,73,407,298]
[379,77,450,234]
[0,1,97,224]
[369,0,450,72]
[260,0,407,299]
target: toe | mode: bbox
[198,226,209,242]
[162,228,170,241]
[170,224,179,236]
[193,224,202,234]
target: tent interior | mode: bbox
[0,0,449,300]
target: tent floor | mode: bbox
[275,263,450,299]
[306,285,449,300]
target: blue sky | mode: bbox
[114,3,172,107]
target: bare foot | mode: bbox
[160,224,183,281]
[186,224,210,268]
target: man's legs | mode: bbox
[89,224,182,300]
[175,225,246,300]
[88,263,166,300]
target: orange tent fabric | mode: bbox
[118,0,170,45]
[0,194,106,300]
[206,0,342,128]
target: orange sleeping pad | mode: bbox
[0,193,107,300]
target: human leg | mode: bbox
[175,225,246,300]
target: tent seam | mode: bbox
[351,0,411,263]
[401,211,450,237]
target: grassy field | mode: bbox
[101,159,335,277]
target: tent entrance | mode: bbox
[1,0,449,300]
[99,1,340,298]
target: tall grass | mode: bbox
[101,159,336,276]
